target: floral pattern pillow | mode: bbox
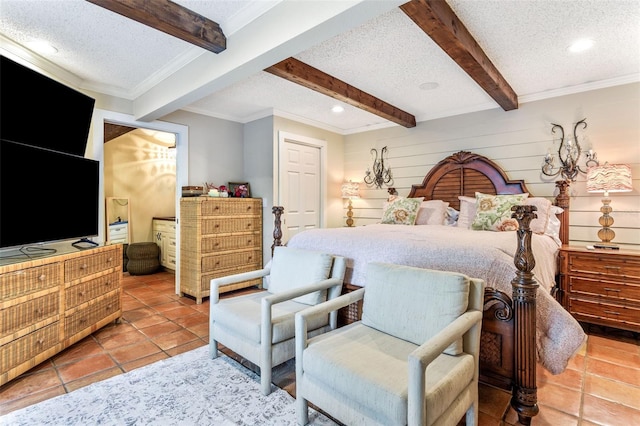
[471,192,528,231]
[381,197,423,225]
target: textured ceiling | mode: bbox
[1,0,639,134]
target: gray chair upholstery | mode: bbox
[295,262,485,426]
[210,246,346,395]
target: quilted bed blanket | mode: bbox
[287,224,586,374]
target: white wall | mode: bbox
[343,83,640,250]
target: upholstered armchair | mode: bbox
[210,246,346,396]
[295,262,485,426]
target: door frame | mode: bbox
[276,131,327,243]
[91,109,188,295]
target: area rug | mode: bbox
[1,346,337,426]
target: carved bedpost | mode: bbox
[510,205,539,425]
[271,206,284,257]
[555,180,570,245]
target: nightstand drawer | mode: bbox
[569,298,640,328]
[570,276,640,303]
[568,254,640,279]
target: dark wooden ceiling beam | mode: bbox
[86,0,226,53]
[266,57,416,128]
[400,0,518,111]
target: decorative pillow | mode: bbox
[381,197,423,225]
[456,196,477,229]
[471,192,529,231]
[269,246,334,305]
[545,205,563,245]
[415,200,449,225]
[525,197,553,234]
[444,206,459,226]
[362,262,470,355]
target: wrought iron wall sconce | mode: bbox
[541,118,599,182]
[364,146,393,188]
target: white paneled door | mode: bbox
[278,132,324,243]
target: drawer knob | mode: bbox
[38,274,46,281]
[35,308,43,316]
[603,310,620,316]
[78,291,85,297]
[36,338,45,346]
[247,240,252,244]
[80,264,88,270]
[215,224,220,228]
[107,257,113,263]
[603,288,621,292]
[604,265,621,271]
[79,318,87,324]
[105,281,111,287]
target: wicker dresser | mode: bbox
[180,197,262,304]
[0,244,123,385]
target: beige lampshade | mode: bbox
[341,181,360,199]
[586,164,633,195]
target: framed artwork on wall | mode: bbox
[228,182,251,198]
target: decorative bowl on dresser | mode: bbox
[180,197,263,304]
[558,245,640,332]
[0,244,123,385]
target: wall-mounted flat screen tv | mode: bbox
[0,139,99,249]
[0,55,96,157]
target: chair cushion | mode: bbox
[303,323,475,425]
[362,263,469,355]
[211,291,329,344]
[269,246,334,305]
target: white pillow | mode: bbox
[269,246,334,305]
[545,206,563,245]
[525,197,553,235]
[415,200,450,225]
[457,196,477,229]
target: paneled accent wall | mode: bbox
[343,83,639,249]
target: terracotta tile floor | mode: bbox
[2,270,640,425]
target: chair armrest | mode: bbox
[407,310,483,426]
[210,266,271,303]
[294,287,365,381]
[262,278,344,306]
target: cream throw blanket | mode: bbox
[287,224,586,374]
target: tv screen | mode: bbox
[0,139,99,249]
[0,55,95,157]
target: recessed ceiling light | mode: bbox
[568,38,594,53]
[25,40,58,55]
[331,105,344,113]
[419,82,439,90]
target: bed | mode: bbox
[271,151,586,425]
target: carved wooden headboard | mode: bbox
[407,151,569,243]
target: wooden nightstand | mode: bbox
[558,245,640,332]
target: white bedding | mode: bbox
[287,224,586,374]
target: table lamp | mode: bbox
[341,181,360,227]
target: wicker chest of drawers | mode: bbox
[180,197,263,304]
[559,245,640,332]
[0,244,122,385]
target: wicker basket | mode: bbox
[126,242,160,259]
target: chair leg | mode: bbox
[261,367,272,395]
[296,395,309,426]
[210,340,219,359]
[466,402,478,426]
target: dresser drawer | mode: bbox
[568,254,640,280]
[202,249,261,271]
[64,252,120,282]
[0,322,60,373]
[65,271,121,309]
[108,223,128,238]
[1,292,60,339]
[570,276,640,303]
[199,217,261,235]
[201,265,263,292]
[0,264,60,301]
[64,291,120,338]
[569,298,640,328]
[201,233,261,253]
[200,200,261,216]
